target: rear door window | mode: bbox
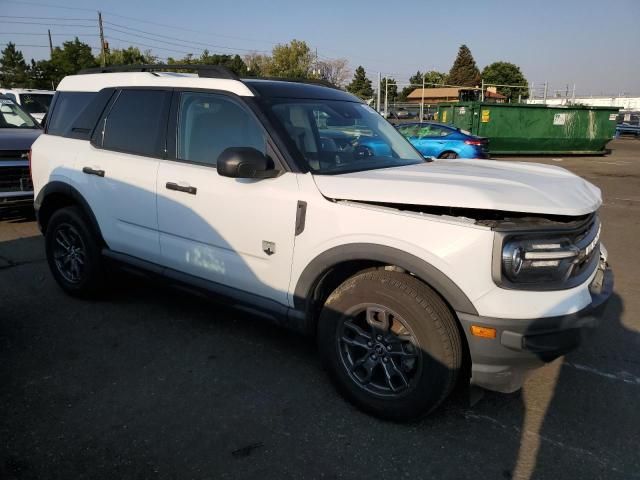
[47,92,96,136]
[101,89,171,157]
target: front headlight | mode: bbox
[502,238,579,283]
[494,216,601,290]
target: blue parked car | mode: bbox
[396,122,489,159]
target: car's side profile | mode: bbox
[31,65,612,420]
[396,121,489,159]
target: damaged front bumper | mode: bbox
[457,257,613,393]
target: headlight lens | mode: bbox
[502,238,578,284]
[496,217,601,290]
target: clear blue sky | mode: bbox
[2,0,639,95]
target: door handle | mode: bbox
[82,166,105,177]
[166,182,197,195]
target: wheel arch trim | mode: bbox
[35,181,105,244]
[293,243,478,316]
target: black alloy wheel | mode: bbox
[52,222,87,284]
[338,304,422,398]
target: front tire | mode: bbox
[45,206,105,297]
[318,271,462,421]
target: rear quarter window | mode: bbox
[46,92,96,136]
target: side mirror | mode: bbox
[216,147,279,179]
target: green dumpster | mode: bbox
[435,102,619,155]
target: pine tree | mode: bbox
[0,42,29,88]
[346,66,373,100]
[447,45,481,87]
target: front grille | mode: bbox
[570,215,601,279]
[0,150,29,160]
[0,165,32,193]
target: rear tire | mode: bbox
[45,206,105,298]
[439,151,458,159]
[317,270,462,421]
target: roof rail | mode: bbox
[252,76,339,90]
[78,64,239,80]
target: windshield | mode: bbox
[268,99,424,174]
[0,98,38,129]
[19,93,53,114]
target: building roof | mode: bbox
[406,87,460,99]
[406,86,508,100]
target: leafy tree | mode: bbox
[269,39,313,78]
[167,51,249,76]
[48,38,97,86]
[379,76,398,103]
[28,59,57,89]
[447,44,480,87]
[105,46,157,65]
[317,58,349,87]
[423,70,447,87]
[0,42,29,88]
[243,52,272,77]
[481,61,528,100]
[346,66,373,100]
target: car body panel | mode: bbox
[312,159,601,216]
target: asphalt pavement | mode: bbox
[1,139,639,480]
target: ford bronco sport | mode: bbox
[30,65,612,420]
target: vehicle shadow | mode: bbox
[519,292,640,479]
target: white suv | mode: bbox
[30,65,612,420]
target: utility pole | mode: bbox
[420,73,425,121]
[376,72,382,112]
[543,82,548,105]
[98,11,106,68]
[481,79,485,102]
[571,84,576,104]
[530,81,535,102]
[47,29,53,58]
[384,77,388,118]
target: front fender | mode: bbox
[293,243,478,316]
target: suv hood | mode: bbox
[0,128,42,151]
[313,159,601,216]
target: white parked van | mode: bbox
[30,65,612,420]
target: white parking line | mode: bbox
[564,362,640,385]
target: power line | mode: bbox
[1,42,100,51]
[3,0,283,46]
[104,24,268,54]
[105,36,199,56]
[0,32,99,36]
[0,15,94,20]
[0,20,95,27]
[1,0,96,12]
